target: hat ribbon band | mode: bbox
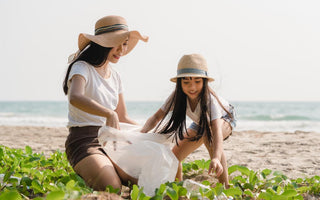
[95,24,128,35]
[177,68,208,76]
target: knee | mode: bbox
[91,176,122,192]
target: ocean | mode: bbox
[0,101,320,133]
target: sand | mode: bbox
[1,125,319,179]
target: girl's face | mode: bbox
[107,38,129,63]
[181,77,204,101]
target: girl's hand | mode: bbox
[106,111,120,130]
[208,158,223,177]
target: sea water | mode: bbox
[0,101,320,132]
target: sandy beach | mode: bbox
[1,125,319,179]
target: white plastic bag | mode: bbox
[98,123,178,196]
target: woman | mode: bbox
[141,54,236,187]
[62,15,148,191]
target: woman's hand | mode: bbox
[208,158,223,177]
[106,111,120,130]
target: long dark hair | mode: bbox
[63,42,112,95]
[155,78,213,144]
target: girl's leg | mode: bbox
[218,151,229,188]
[172,120,232,183]
[219,119,233,188]
[222,119,232,140]
[172,128,204,181]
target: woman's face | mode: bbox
[107,38,129,63]
[181,77,204,101]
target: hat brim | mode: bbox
[78,30,148,55]
[170,73,214,82]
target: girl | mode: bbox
[141,54,236,187]
[63,15,148,191]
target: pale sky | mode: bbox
[1,0,320,102]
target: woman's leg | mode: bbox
[74,154,122,191]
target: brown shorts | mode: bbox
[65,126,107,168]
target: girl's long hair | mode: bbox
[155,77,233,145]
[63,42,112,95]
[155,78,213,144]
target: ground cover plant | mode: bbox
[0,145,319,199]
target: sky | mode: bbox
[1,0,320,102]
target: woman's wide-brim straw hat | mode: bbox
[170,54,214,82]
[68,15,148,63]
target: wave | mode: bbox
[241,114,313,121]
[1,101,320,132]
[0,114,67,127]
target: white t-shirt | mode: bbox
[161,93,231,124]
[67,61,123,127]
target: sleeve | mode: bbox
[117,72,123,94]
[210,95,224,121]
[68,61,89,85]
[110,68,123,94]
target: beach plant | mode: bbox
[0,145,93,199]
[0,145,319,200]
[182,159,211,175]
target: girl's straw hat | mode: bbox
[170,54,214,82]
[68,15,148,63]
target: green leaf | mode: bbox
[244,189,254,198]
[273,171,284,176]
[228,165,251,176]
[205,160,211,169]
[8,177,19,186]
[228,165,239,175]
[0,190,22,200]
[276,186,283,195]
[142,196,151,200]
[155,183,166,196]
[178,186,187,196]
[258,192,272,200]
[295,178,303,184]
[191,163,199,170]
[293,195,304,200]
[261,169,272,177]
[0,148,4,159]
[166,187,178,200]
[204,189,215,200]
[31,180,45,194]
[243,183,254,191]
[281,189,297,197]
[202,180,210,186]
[105,185,120,194]
[237,165,251,176]
[64,179,74,189]
[20,176,32,186]
[224,188,242,197]
[3,169,14,183]
[25,146,33,154]
[46,191,65,200]
[266,188,276,195]
[213,183,224,196]
[131,185,139,200]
